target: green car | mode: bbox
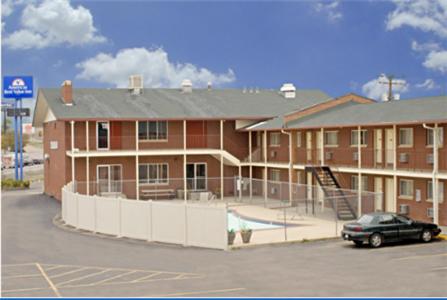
[341,212,442,248]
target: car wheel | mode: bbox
[420,229,432,243]
[353,241,363,247]
[369,233,383,248]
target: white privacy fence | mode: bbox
[61,183,228,250]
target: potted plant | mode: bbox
[240,224,252,244]
[228,229,236,245]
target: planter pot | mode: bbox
[228,231,236,245]
[240,230,252,244]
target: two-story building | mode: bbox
[33,79,447,226]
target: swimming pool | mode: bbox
[227,212,282,231]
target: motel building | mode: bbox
[33,77,447,227]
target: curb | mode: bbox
[437,234,447,241]
[230,236,340,250]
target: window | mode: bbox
[97,164,122,194]
[187,163,207,190]
[351,175,368,191]
[427,181,444,203]
[399,179,414,199]
[399,128,413,147]
[138,121,167,140]
[426,127,444,147]
[270,132,280,146]
[271,169,281,182]
[139,163,168,184]
[324,131,338,147]
[97,121,109,150]
[351,130,368,146]
[296,131,302,147]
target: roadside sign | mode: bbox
[6,108,30,117]
[3,76,33,99]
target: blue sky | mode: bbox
[2,0,447,111]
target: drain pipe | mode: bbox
[423,123,438,224]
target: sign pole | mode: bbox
[19,98,24,180]
[13,99,18,180]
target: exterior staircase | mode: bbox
[305,166,357,220]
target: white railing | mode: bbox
[61,182,228,250]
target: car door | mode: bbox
[395,215,421,239]
[378,214,399,241]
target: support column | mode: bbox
[288,131,293,205]
[238,166,242,200]
[220,120,224,201]
[263,130,268,203]
[263,130,267,163]
[264,167,268,204]
[320,128,325,165]
[86,121,89,195]
[249,131,253,199]
[357,126,362,217]
[393,125,397,213]
[136,121,140,200]
[183,120,187,202]
[70,121,75,186]
[433,123,439,224]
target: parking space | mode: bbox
[2,185,447,297]
[2,263,203,297]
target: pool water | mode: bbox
[227,212,282,231]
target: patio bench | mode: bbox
[141,189,175,200]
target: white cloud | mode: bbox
[386,0,447,38]
[423,50,447,73]
[411,40,441,52]
[76,47,236,88]
[3,0,106,49]
[314,1,342,23]
[415,78,439,90]
[361,75,409,101]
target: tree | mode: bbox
[1,131,29,152]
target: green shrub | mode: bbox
[1,179,30,189]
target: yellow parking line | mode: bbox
[49,267,89,279]
[131,272,161,283]
[3,274,41,279]
[90,270,138,286]
[1,287,48,294]
[3,262,37,267]
[395,252,447,260]
[57,269,110,286]
[43,265,65,272]
[147,287,246,297]
[36,263,62,297]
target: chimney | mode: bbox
[181,79,192,93]
[280,83,296,99]
[61,80,73,105]
[129,75,143,95]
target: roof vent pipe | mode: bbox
[129,75,143,95]
[280,83,296,99]
[181,79,192,93]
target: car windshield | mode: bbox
[357,214,375,224]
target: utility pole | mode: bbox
[378,74,405,101]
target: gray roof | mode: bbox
[285,96,447,129]
[248,96,447,130]
[38,88,331,120]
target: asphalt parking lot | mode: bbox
[2,184,447,297]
